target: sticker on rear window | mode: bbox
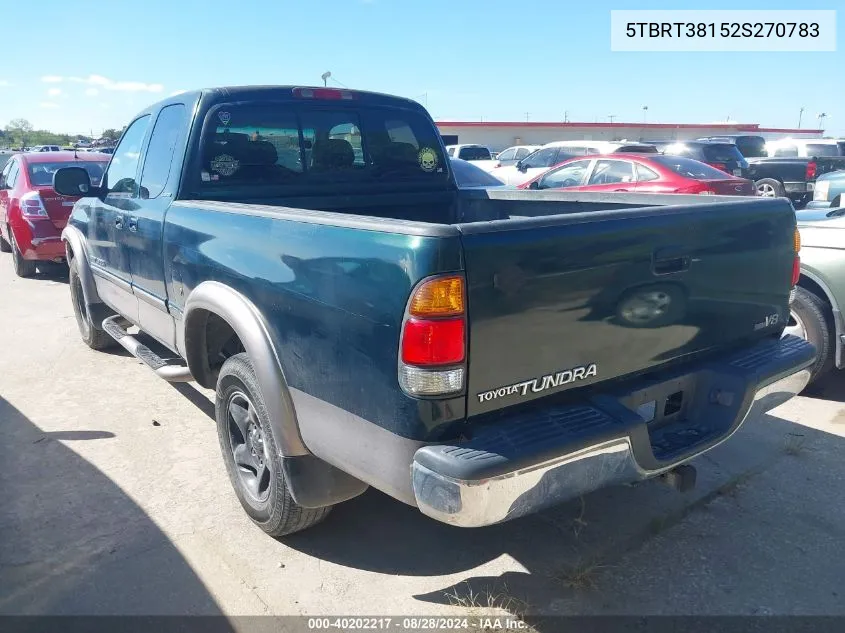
[418,147,438,172]
[210,154,239,177]
[218,111,231,126]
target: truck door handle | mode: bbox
[127,217,138,232]
[114,216,124,230]
[653,247,691,275]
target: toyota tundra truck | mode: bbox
[53,85,814,537]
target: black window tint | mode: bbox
[539,160,590,189]
[618,144,658,154]
[805,144,841,157]
[701,144,744,162]
[735,137,766,157]
[457,147,491,160]
[105,115,151,196]
[651,155,730,179]
[497,148,516,161]
[199,104,447,193]
[588,160,634,185]
[774,145,798,157]
[636,163,660,182]
[28,161,107,187]
[140,104,188,199]
[522,147,559,169]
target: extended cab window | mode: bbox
[199,104,448,193]
[456,146,491,161]
[140,104,188,199]
[105,115,151,196]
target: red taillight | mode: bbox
[292,87,356,100]
[792,256,800,287]
[707,162,728,173]
[806,161,817,180]
[676,182,712,195]
[401,318,465,366]
[19,192,48,218]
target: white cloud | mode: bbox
[47,87,62,97]
[85,88,99,97]
[42,74,163,93]
[39,102,60,109]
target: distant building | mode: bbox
[435,121,823,152]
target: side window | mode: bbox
[588,160,635,185]
[585,147,601,155]
[6,161,20,188]
[522,147,559,169]
[539,159,590,189]
[0,159,13,188]
[774,144,798,157]
[105,115,151,196]
[139,104,188,199]
[497,148,516,161]
[446,147,455,157]
[635,163,660,182]
[514,148,531,160]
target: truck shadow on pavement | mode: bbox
[0,396,230,619]
[286,410,845,620]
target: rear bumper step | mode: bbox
[412,335,815,527]
[102,315,193,383]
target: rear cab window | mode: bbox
[701,144,745,163]
[456,146,491,161]
[198,103,449,194]
[805,144,841,157]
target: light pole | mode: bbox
[818,112,828,130]
[608,115,616,124]
[642,105,648,123]
[798,107,805,129]
[321,71,331,87]
[564,110,569,123]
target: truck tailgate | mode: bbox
[458,198,797,416]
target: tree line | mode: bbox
[1,118,124,148]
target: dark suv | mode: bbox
[661,141,750,179]
[696,135,768,159]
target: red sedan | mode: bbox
[518,153,756,196]
[0,151,110,277]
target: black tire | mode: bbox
[10,230,36,277]
[69,257,114,350]
[788,286,835,384]
[755,178,786,198]
[215,352,331,537]
[0,226,11,253]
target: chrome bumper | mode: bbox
[412,338,813,528]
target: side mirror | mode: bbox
[528,180,540,190]
[53,166,97,197]
[516,161,526,172]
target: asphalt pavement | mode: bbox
[1,260,844,624]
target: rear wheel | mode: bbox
[755,178,785,198]
[216,352,332,537]
[69,257,114,350]
[10,231,36,277]
[785,286,834,384]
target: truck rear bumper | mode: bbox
[412,335,815,527]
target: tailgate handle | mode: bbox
[652,247,691,275]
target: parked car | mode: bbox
[660,141,750,179]
[0,149,14,171]
[0,151,110,276]
[53,85,811,538]
[746,154,845,208]
[765,138,844,158]
[518,154,755,196]
[493,141,656,186]
[28,145,61,152]
[450,157,508,189]
[787,210,845,384]
[490,145,542,169]
[806,170,845,209]
[696,135,768,159]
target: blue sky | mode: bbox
[1,0,842,135]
